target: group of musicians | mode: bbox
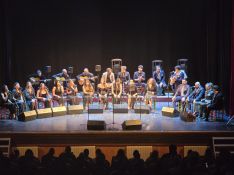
[0,65,223,121]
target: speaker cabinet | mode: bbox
[52,106,67,117]
[36,108,52,119]
[87,120,106,130]
[113,104,128,113]
[122,120,142,130]
[180,111,196,122]
[134,105,150,114]
[67,105,83,114]
[88,105,103,114]
[18,110,37,122]
[161,107,179,117]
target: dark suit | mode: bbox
[173,84,190,109]
[188,86,205,102]
[205,92,224,120]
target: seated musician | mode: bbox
[98,77,109,109]
[66,79,78,105]
[23,81,37,110]
[204,85,223,121]
[152,65,167,95]
[102,68,115,85]
[82,79,94,110]
[118,66,130,94]
[52,80,64,106]
[77,68,95,86]
[145,78,157,110]
[198,82,214,117]
[186,82,205,114]
[170,65,185,92]
[112,78,123,104]
[172,79,190,110]
[52,69,70,87]
[127,80,137,109]
[133,65,146,96]
[12,82,25,114]
[29,69,46,90]
[0,85,16,119]
[36,83,51,108]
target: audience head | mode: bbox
[169,144,177,155]
[84,149,89,157]
[65,146,71,154]
[133,150,140,159]
[48,148,55,156]
[213,85,220,94]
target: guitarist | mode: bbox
[28,69,46,91]
[169,65,185,92]
[76,68,95,86]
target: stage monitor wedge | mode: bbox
[88,105,103,114]
[36,108,52,119]
[52,106,67,117]
[122,120,142,130]
[18,110,37,122]
[67,105,83,115]
[134,105,150,114]
[87,120,106,130]
[161,107,179,117]
[180,111,196,122]
[113,104,128,113]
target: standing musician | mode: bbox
[152,65,167,95]
[12,82,25,114]
[145,78,157,110]
[82,79,94,110]
[66,79,78,105]
[172,79,190,110]
[127,80,138,109]
[133,65,146,96]
[98,77,109,109]
[77,68,95,86]
[169,65,185,92]
[0,85,16,119]
[52,80,64,106]
[118,66,130,94]
[36,83,51,108]
[112,78,123,104]
[23,81,37,110]
[28,69,46,90]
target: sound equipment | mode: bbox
[122,120,142,130]
[88,105,103,114]
[111,58,122,75]
[95,65,101,72]
[180,111,196,122]
[161,107,179,117]
[134,105,150,114]
[18,110,37,122]
[67,105,83,114]
[52,106,67,117]
[113,104,128,113]
[87,120,106,130]
[36,108,52,119]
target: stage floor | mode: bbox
[0,102,233,146]
[0,110,232,133]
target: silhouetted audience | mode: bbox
[0,146,233,175]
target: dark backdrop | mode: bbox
[0,0,232,112]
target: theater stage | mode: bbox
[0,104,233,147]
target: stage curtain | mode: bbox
[230,0,234,115]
